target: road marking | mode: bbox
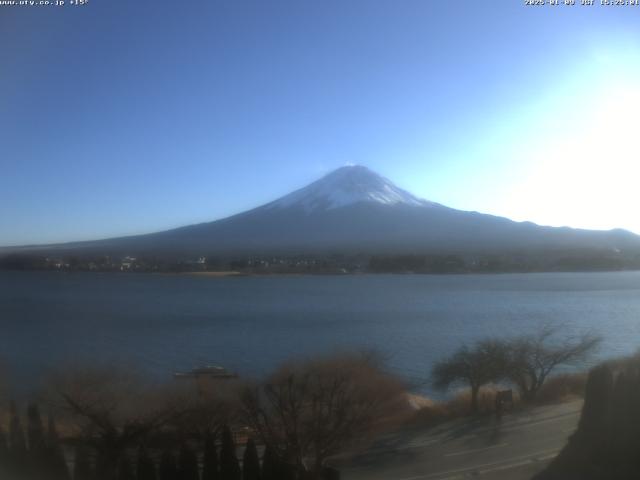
[443,443,508,457]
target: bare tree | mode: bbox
[431,340,508,414]
[165,378,242,442]
[241,352,404,479]
[505,326,601,402]
[44,367,183,480]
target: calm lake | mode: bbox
[2,270,640,395]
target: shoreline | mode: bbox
[3,268,640,278]
[180,270,247,277]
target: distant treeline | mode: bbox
[0,253,364,275]
[369,251,640,274]
[2,249,640,274]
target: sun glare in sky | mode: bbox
[461,52,640,234]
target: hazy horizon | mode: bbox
[3,1,640,245]
[2,163,638,249]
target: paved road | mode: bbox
[337,400,582,480]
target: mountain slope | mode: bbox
[4,165,640,257]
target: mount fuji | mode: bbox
[6,165,640,257]
[262,165,434,212]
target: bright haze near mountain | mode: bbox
[13,166,639,258]
[2,1,640,245]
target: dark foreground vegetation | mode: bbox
[536,351,640,480]
[0,327,604,480]
[0,353,405,480]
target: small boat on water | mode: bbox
[174,365,238,379]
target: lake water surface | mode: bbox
[2,270,640,394]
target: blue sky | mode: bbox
[2,0,640,245]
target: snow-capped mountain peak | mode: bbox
[264,165,436,213]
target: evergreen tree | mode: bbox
[74,446,94,480]
[136,446,157,480]
[95,448,117,480]
[202,433,219,480]
[159,450,178,480]
[9,402,26,450]
[177,444,199,480]
[27,404,46,458]
[47,413,71,480]
[27,403,48,479]
[320,466,340,480]
[219,426,241,480]
[259,445,293,480]
[0,424,9,477]
[9,401,27,474]
[117,455,135,480]
[277,460,294,480]
[242,439,260,480]
[259,445,277,480]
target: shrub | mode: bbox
[535,373,587,404]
